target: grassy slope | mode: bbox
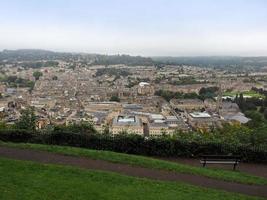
[0,157,263,200]
[1,142,266,185]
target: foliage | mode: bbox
[251,87,267,96]
[245,111,265,128]
[22,61,59,68]
[1,109,267,163]
[225,90,264,99]
[199,87,219,100]
[235,94,265,112]
[0,126,266,163]
[95,68,131,77]
[152,56,267,70]
[110,95,120,102]
[92,54,154,66]
[0,75,35,88]
[53,122,97,135]
[264,109,267,120]
[155,89,200,101]
[15,107,37,131]
[33,71,43,80]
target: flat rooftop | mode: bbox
[190,112,211,118]
[113,115,141,126]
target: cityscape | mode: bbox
[1,50,266,135]
[0,0,267,200]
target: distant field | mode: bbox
[1,142,266,185]
[0,157,263,200]
[223,90,264,98]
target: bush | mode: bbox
[0,129,35,142]
[0,129,266,163]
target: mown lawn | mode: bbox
[0,157,263,200]
[223,90,264,98]
[1,142,267,185]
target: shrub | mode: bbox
[0,129,266,163]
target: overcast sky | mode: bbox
[0,0,267,56]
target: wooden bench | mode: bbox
[200,155,241,170]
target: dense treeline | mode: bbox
[0,126,266,163]
[0,75,34,89]
[0,49,154,66]
[155,90,199,101]
[91,54,154,66]
[21,61,59,68]
[155,87,218,101]
[0,49,74,61]
[152,56,267,69]
[95,68,131,77]
[2,49,267,69]
[235,93,267,120]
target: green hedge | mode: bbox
[0,129,266,163]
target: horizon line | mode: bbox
[1,48,267,58]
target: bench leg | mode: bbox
[233,163,237,170]
[202,162,206,167]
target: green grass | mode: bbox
[1,142,267,186]
[223,90,264,98]
[0,157,263,200]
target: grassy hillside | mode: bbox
[1,142,266,185]
[0,157,263,200]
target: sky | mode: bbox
[0,0,267,56]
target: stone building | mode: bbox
[187,112,222,131]
[111,115,143,135]
[137,82,154,96]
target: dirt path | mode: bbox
[159,157,267,179]
[0,146,266,198]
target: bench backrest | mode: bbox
[200,155,241,161]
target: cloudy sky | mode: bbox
[0,0,267,56]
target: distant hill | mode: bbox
[0,49,73,61]
[1,49,267,69]
[0,49,154,66]
[152,56,267,69]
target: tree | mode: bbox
[238,93,244,111]
[264,109,267,120]
[7,76,17,83]
[183,92,199,99]
[0,121,8,129]
[264,97,267,107]
[110,95,120,102]
[102,124,111,135]
[28,81,35,93]
[15,107,37,131]
[245,110,264,128]
[63,121,97,134]
[199,87,219,100]
[250,124,267,146]
[33,71,43,80]
[52,76,58,80]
